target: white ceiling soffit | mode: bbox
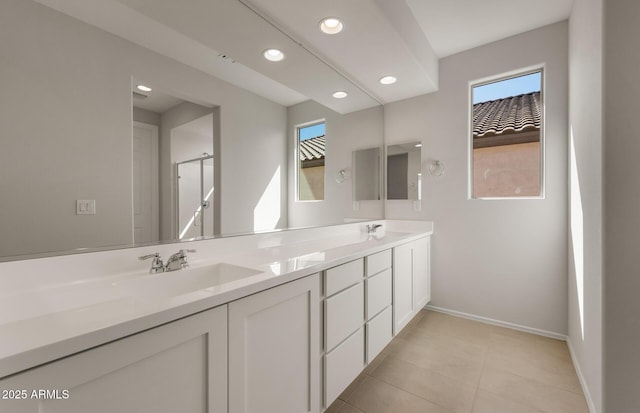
[245,0,440,104]
[131,77,186,113]
[406,0,574,58]
[32,0,308,108]
[32,0,380,114]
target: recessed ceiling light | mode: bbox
[415,143,422,148]
[319,17,344,34]
[263,48,285,62]
[136,84,152,92]
[379,76,397,85]
[332,90,348,99]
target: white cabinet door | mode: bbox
[324,327,365,407]
[325,282,364,350]
[0,306,228,413]
[393,242,413,334]
[324,259,363,296]
[366,306,393,363]
[412,236,431,311]
[366,268,392,320]
[228,274,320,413]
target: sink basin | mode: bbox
[116,263,263,298]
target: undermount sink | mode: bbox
[116,263,264,298]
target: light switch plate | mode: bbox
[76,200,96,215]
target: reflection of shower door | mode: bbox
[176,155,214,239]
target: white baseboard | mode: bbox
[567,337,599,413]
[424,304,567,341]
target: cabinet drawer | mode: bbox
[366,305,392,363]
[325,258,364,297]
[365,249,392,277]
[366,268,392,320]
[324,327,365,407]
[325,282,364,351]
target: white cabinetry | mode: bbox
[364,250,393,363]
[0,306,228,413]
[229,274,320,413]
[412,236,431,310]
[393,242,414,334]
[322,258,364,408]
[322,249,395,409]
[393,236,431,334]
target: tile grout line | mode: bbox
[358,374,458,413]
[469,334,491,413]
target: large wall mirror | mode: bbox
[0,0,384,260]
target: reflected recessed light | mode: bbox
[136,84,152,92]
[379,76,397,85]
[332,90,348,99]
[263,48,285,62]
[320,17,344,34]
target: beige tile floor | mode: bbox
[327,310,589,413]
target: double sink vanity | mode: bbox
[0,220,433,413]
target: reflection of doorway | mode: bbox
[132,80,217,241]
[132,122,159,243]
[176,155,214,239]
[171,113,215,239]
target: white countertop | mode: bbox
[0,220,433,378]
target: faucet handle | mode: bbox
[176,249,196,257]
[138,252,164,274]
[139,252,160,261]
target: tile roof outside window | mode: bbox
[299,135,325,161]
[473,91,541,138]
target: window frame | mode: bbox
[468,65,546,200]
[295,119,326,202]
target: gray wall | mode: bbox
[604,0,640,411]
[0,0,287,256]
[568,0,603,411]
[133,107,161,126]
[384,22,569,335]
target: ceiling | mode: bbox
[33,0,573,113]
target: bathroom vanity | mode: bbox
[0,220,433,413]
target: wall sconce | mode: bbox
[428,160,445,177]
[335,169,350,183]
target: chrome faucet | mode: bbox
[138,252,165,274]
[138,249,196,273]
[366,224,383,234]
[164,249,196,272]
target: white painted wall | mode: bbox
[219,93,288,235]
[603,1,640,411]
[0,0,287,256]
[384,22,569,334]
[568,0,603,411]
[287,101,384,228]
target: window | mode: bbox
[297,121,325,201]
[470,70,543,198]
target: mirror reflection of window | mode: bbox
[297,121,326,201]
